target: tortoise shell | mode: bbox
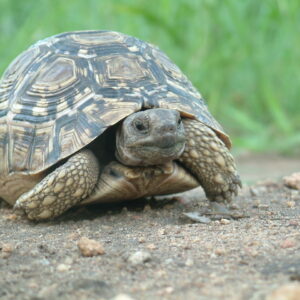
[0,30,230,176]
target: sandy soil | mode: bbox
[0,154,300,300]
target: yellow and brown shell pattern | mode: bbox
[0,30,229,176]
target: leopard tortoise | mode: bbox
[0,30,241,220]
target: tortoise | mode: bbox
[0,30,241,220]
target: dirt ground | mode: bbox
[0,154,300,300]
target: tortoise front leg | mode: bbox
[179,119,241,203]
[14,149,99,220]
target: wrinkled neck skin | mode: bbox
[115,108,186,167]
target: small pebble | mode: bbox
[283,173,300,190]
[146,243,157,250]
[77,237,105,257]
[280,239,296,249]
[111,294,135,300]
[64,257,73,265]
[164,286,174,294]
[220,218,230,225]
[185,258,194,266]
[250,186,267,196]
[258,204,269,210]
[138,237,146,243]
[252,199,261,208]
[229,203,239,210]
[266,282,300,300]
[157,286,174,296]
[289,220,299,227]
[286,201,296,208]
[245,248,259,257]
[29,249,39,257]
[204,242,214,250]
[56,264,70,272]
[128,250,151,265]
[215,248,226,256]
[164,258,174,265]
[0,243,14,258]
[39,258,50,266]
[158,229,166,235]
[28,281,38,289]
[182,244,191,250]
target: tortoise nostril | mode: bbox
[159,135,176,148]
[160,124,176,133]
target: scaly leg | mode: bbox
[179,119,241,203]
[14,149,99,220]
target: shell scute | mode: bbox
[29,57,77,95]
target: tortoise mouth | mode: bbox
[131,134,185,149]
[126,140,185,164]
[115,139,185,166]
[137,140,184,152]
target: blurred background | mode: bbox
[0,0,299,156]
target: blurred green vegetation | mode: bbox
[0,0,299,154]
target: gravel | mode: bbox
[0,164,300,299]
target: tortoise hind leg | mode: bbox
[179,119,241,203]
[14,149,99,220]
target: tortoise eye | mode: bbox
[177,118,182,126]
[134,120,148,132]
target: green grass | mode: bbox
[0,0,299,154]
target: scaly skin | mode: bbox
[179,119,241,203]
[14,150,99,220]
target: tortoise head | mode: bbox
[115,108,186,166]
